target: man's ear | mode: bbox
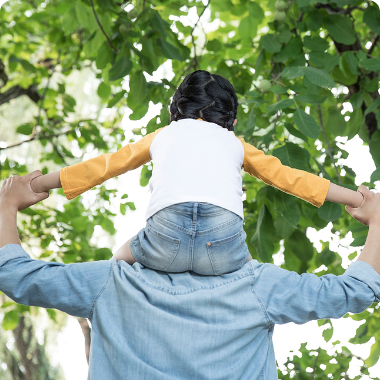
[233,119,237,126]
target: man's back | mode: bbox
[1,244,379,380]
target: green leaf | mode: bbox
[101,217,116,235]
[121,194,129,199]
[246,107,256,133]
[97,82,111,99]
[306,10,323,31]
[62,94,76,112]
[285,229,314,262]
[319,248,336,266]
[284,122,309,144]
[157,38,183,61]
[274,192,301,228]
[251,205,275,262]
[369,131,380,167]
[96,41,113,70]
[273,142,309,171]
[303,36,329,52]
[366,340,380,367]
[318,202,342,222]
[324,14,356,45]
[140,164,152,187]
[370,167,380,183]
[293,109,321,139]
[359,58,380,72]
[16,123,34,135]
[20,59,37,73]
[325,108,346,137]
[2,310,19,330]
[128,70,148,109]
[346,109,363,139]
[350,92,363,111]
[261,34,282,53]
[238,16,257,42]
[303,67,335,88]
[294,94,327,104]
[282,66,305,80]
[265,99,294,113]
[107,90,126,108]
[363,4,380,35]
[109,56,133,82]
[323,326,334,342]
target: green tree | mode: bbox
[1,0,380,377]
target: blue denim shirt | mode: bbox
[1,244,380,380]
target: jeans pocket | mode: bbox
[140,222,180,271]
[207,229,247,275]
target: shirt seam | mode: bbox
[149,126,166,160]
[248,261,273,328]
[88,261,114,320]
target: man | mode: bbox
[0,171,379,380]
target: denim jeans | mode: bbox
[130,202,249,275]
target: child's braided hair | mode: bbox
[169,70,238,131]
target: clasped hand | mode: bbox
[0,171,49,212]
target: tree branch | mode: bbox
[89,0,118,53]
[310,348,321,380]
[77,318,91,364]
[190,0,211,70]
[51,140,68,165]
[318,105,342,184]
[0,128,78,151]
[368,34,380,56]
[0,84,41,107]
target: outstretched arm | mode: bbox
[31,127,164,199]
[237,136,362,208]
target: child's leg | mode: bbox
[113,237,137,265]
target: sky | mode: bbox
[48,3,380,380]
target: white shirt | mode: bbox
[146,119,245,220]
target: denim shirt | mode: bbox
[1,244,380,380]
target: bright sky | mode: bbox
[2,0,380,378]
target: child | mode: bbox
[30,70,363,275]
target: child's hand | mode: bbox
[30,171,61,194]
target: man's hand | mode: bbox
[345,185,380,226]
[0,171,49,212]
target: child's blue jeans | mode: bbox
[130,202,249,275]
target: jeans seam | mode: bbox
[196,216,242,235]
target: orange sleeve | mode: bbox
[236,136,330,207]
[60,128,164,200]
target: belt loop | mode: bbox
[193,203,198,223]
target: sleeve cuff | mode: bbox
[0,244,30,266]
[344,260,380,301]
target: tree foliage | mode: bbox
[1,0,380,376]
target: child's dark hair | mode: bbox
[170,70,238,131]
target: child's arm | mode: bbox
[31,171,61,193]
[32,128,164,199]
[326,182,363,208]
[236,136,363,208]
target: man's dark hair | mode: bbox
[169,70,238,131]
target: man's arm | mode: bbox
[0,171,49,249]
[249,185,380,325]
[0,171,112,318]
[346,185,380,274]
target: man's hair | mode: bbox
[169,70,238,131]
